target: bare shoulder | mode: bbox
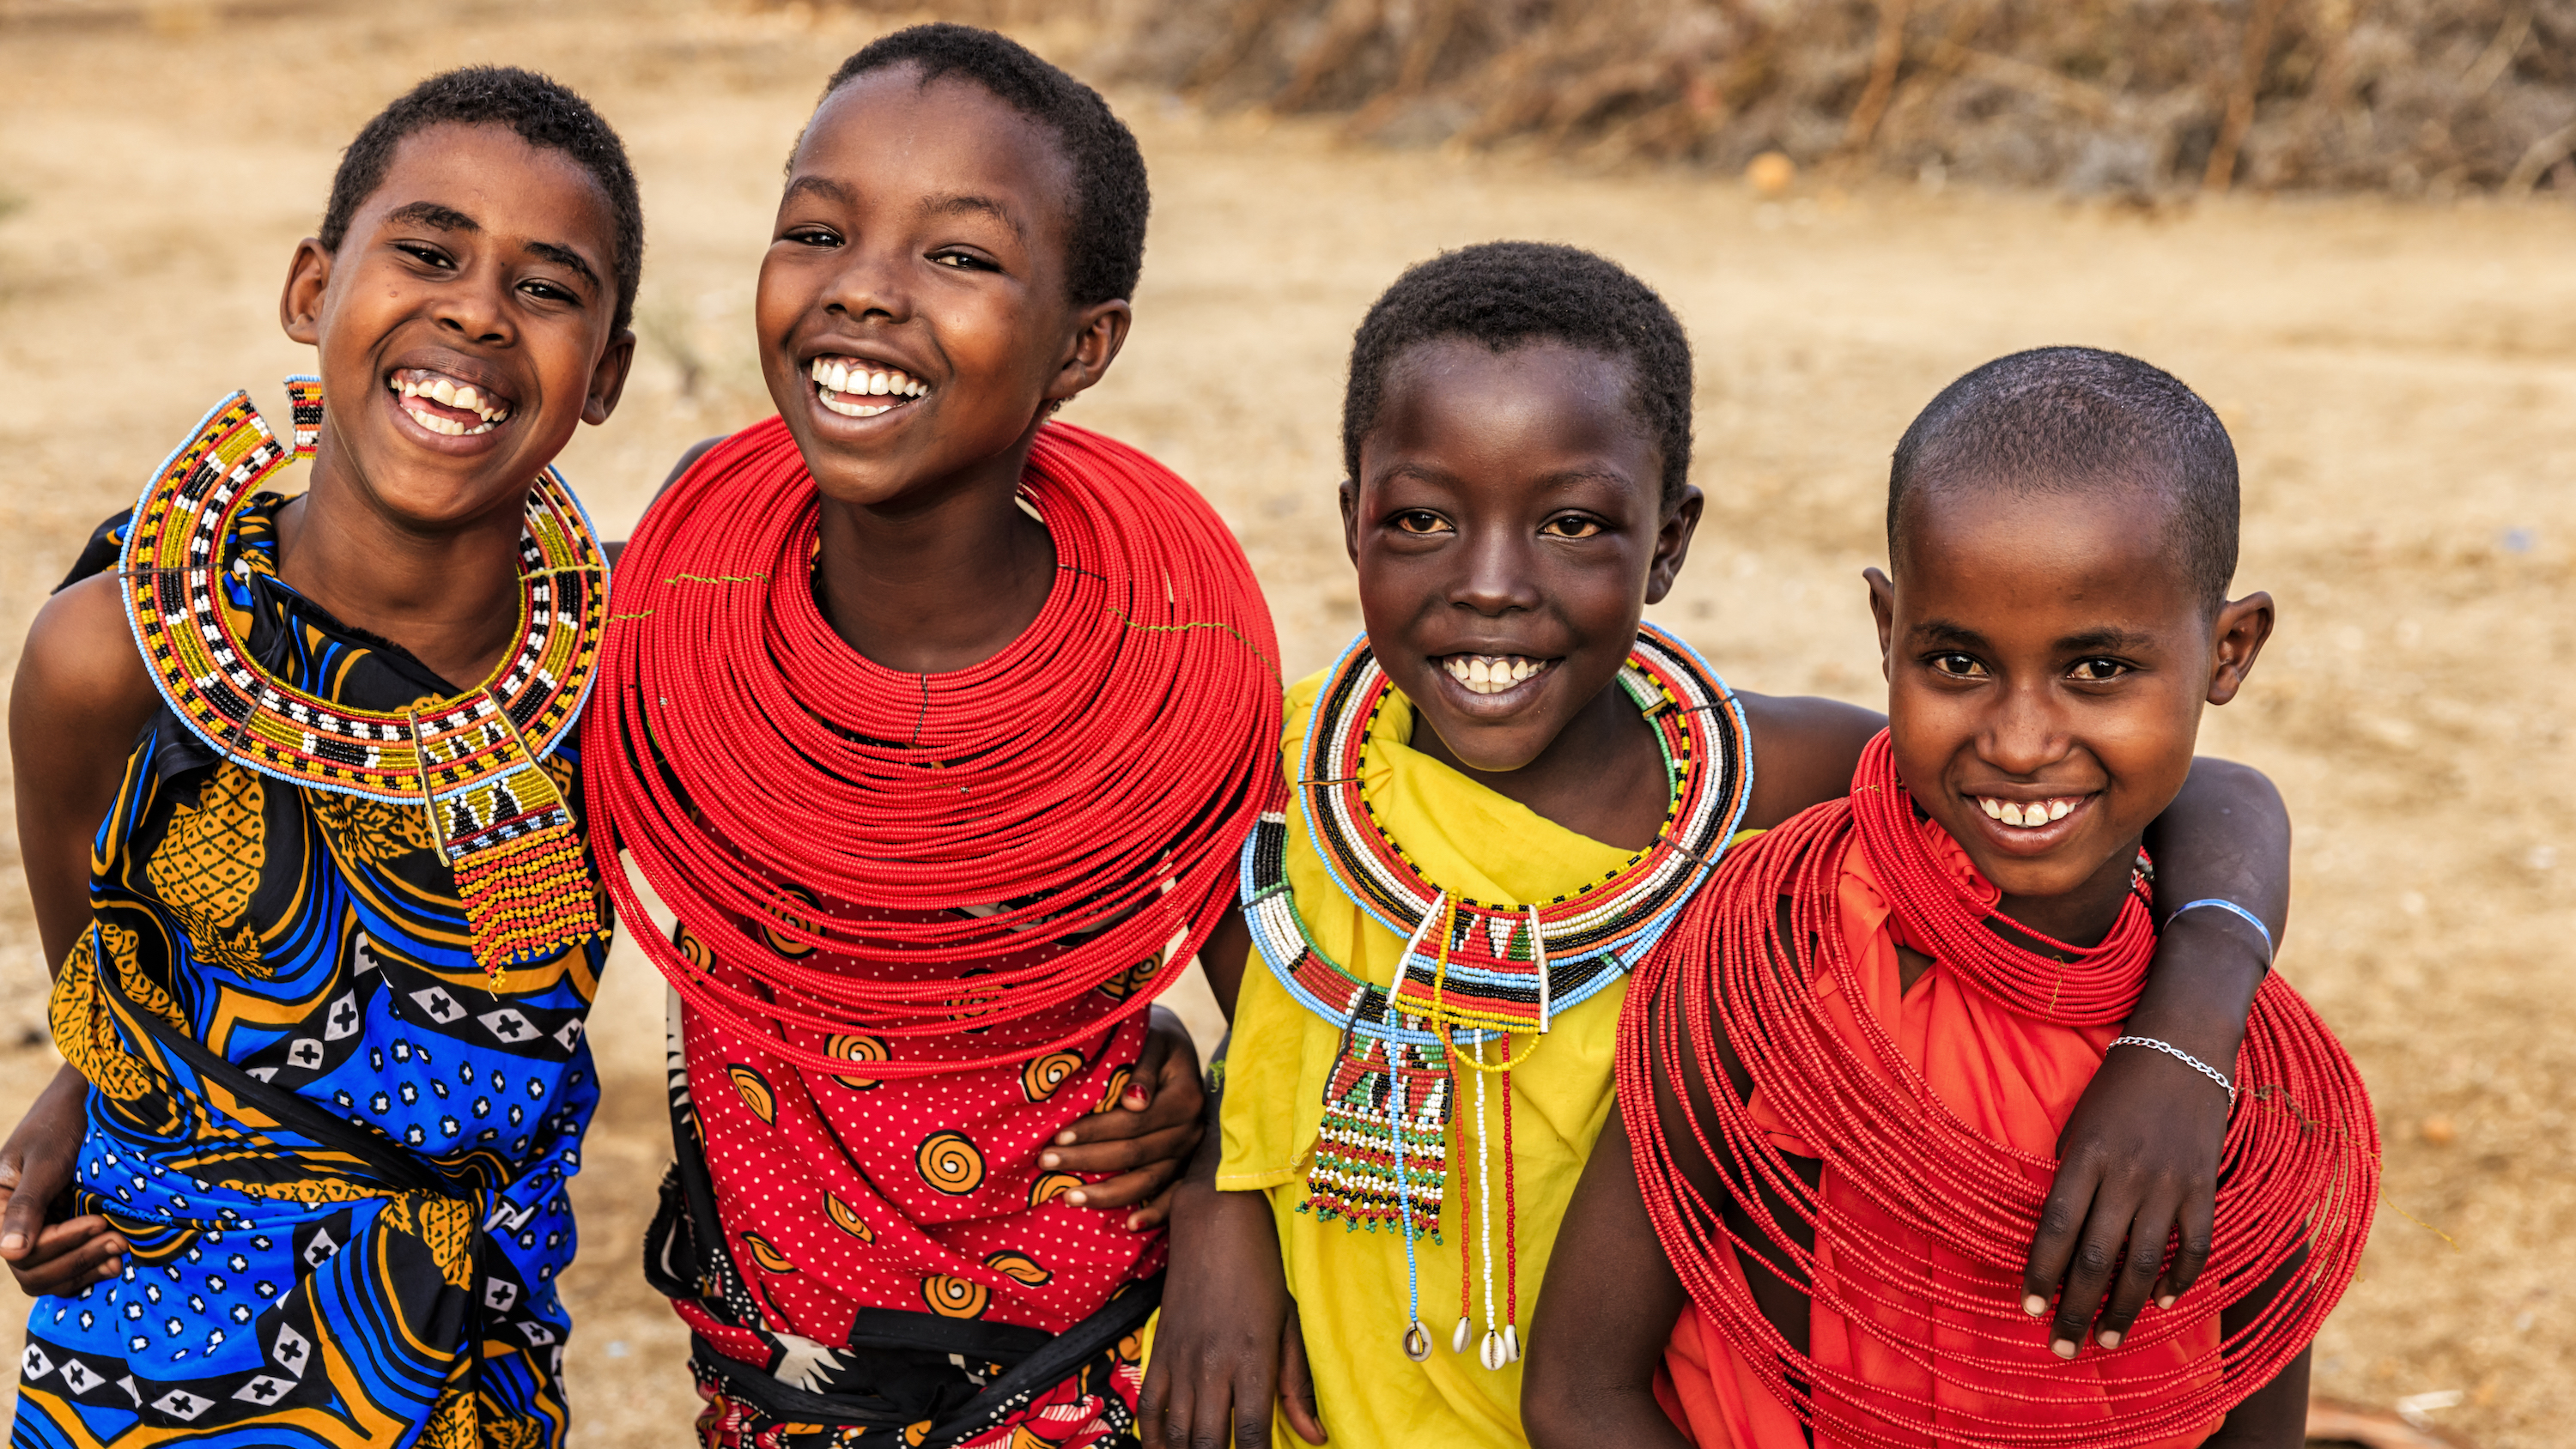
[12,573,157,748]
[1732,690,1886,830]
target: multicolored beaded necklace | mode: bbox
[1241,621,1751,1367]
[120,379,609,985]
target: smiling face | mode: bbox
[281,122,631,529]
[758,68,1127,508]
[1870,482,2274,934]
[1345,338,1698,776]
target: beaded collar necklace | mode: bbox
[1240,621,1750,1367]
[120,379,609,984]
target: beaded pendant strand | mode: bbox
[119,380,610,987]
[1241,622,1752,1366]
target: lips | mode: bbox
[386,367,513,437]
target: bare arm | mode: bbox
[2026,758,2286,1354]
[1524,1110,1693,1449]
[2,570,161,1289]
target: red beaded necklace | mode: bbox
[1621,731,2376,1447]
[586,418,1282,1080]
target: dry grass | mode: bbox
[0,2,2572,1446]
[1053,0,2576,198]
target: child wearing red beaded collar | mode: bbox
[584,25,1270,1449]
[1145,252,2301,1449]
[1522,346,2370,1449]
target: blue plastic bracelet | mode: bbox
[2165,897,2275,965]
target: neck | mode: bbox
[1989,834,2148,950]
[1413,678,1666,852]
[275,440,527,690]
[813,433,1056,675]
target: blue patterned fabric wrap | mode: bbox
[16,500,608,1448]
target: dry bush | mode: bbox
[838,0,2576,196]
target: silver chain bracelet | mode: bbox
[2108,1034,2236,1104]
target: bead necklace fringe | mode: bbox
[1622,731,2378,1447]
[120,379,610,986]
[1242,624,1751,1366]
[587,418,1281,1078]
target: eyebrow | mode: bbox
[385,201,479,233]
[1911,620,2160,653]
[524,239,601,294]
[916,191,1024,237]
[783,175,855,206]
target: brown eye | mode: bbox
[1929,652,1984,678]
[2069,658,2129,682]
[1390,511,1449,535]
[1540,515,1605,540]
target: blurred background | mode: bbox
[0,0,2570,1444]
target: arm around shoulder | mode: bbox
[1735,691,1886,832]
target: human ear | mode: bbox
[584,330,638,427]
[279,238,334,346]
[1864,567,1898,682]
[1642,484,1704,605]
[1043,300,1133,403]
[1339,479,1361,566]
[2203,591,2275,706]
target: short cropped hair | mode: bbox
[1342,242,1694,506]
[821,25,1150,308]
[1888,347,2239,613]
[320,67,645,335]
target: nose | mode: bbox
[1978,676,2073,778]
[1450,524,1541,617]
[821,236,917,326]
[431,259,514,347]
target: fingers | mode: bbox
[1128,1028,1174,1114]
[2020,1155,2099,1322]
[1279,1304,1327,1445]
[1138,1352,1184,1449]
[1044,1123,1200,1181]
[1054,1155,1185,1214]
[0,1178,51,1260]
[2049,1191,2138,1359]
[2154,1188,2217,1311]
[2091,1191,2180,1349]
[9,1218,123,1296]
[1126,1181,1179,1233]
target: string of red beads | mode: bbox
[585,418,1282,1079]
[1619,731,2377,1447]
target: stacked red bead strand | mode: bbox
[587,418,1282,1080]
[1619,731,2376,1449]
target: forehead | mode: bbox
[360,123,617,257]
[1368,338,1656,493]
[1895,482,2199,627]
[793,70,1074,232]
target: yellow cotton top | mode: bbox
[1218,670,1638,1448]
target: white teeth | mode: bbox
[1441,655,1549,696]
[869,372,890,396]
[453,385,480,412]
[1977,796,2081,828]
[817,393,894,419]
[811,358,829,384]
[428,378,456,405]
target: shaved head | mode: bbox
[1888,347,2239,615]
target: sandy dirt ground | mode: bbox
[1,2,2572,1445]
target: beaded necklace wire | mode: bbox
[119,380,609,985]
[1242,622,1751,1367]
[1623,731,2376,1446]
[587,418,1280,1082]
